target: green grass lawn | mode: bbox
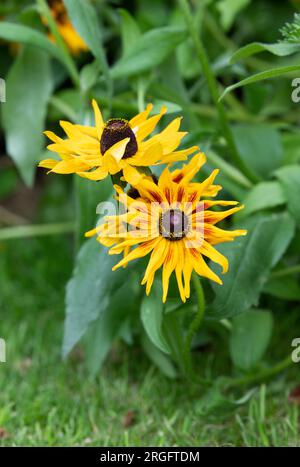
[0,236,299,447]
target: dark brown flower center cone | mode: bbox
[100,119,138,159]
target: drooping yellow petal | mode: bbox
[78,166,108,180]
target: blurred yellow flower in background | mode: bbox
[46,0,88,55]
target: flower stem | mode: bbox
[178,0,258,184]
[183,272,205,377]
[227,356,292,390]
[0,222,75,241]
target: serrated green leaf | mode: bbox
[2,46,53,186]
[210,212,295,319]
[230,309,273,371]
[111,27,187,79]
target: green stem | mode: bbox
[137,78,146,113]
[183,272,205,377]
[0,222,75,241]
[178,0,258,184]
[227,356,292,390]
[271,264,300,278]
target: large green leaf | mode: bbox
[241,181,286,218]
[264,276,300,301]
[119,9,141,56]
[140,282,170,354]
[230,309,273,371]
[85,280,139,376]
[64,0,109,76]
[232,124,283,179]
[220,65,300,100]
[0,21,63,61]
[275,165,300,226]
[231,42,300,63]
[210,212,295,319]
[2,46,53,186]
[111,27,187,79]
[63,239,137,357]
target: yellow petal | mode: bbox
[130,103,153,130]
[123,165,144,185]
[92,99,104,140]
[78,166,108,180]
[105,138,130,162]
[135,106,167,142]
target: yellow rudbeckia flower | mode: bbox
[46,0,88,55]
[39,100,198,185]
[86,153,247,303]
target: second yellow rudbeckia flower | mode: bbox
[39,101,198,186]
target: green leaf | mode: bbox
[220,65,300,100]
[280,13,300,44]
[230,42,300,63]
[63,0,109,77]
[232,124,283,179]
[75,176,112,247]
[275,165,300,226]
[140,333,177,379]
[2,46,53,186]
[282,133,300,165]
[0,21,63,61]
[140,282,170,354]
[63,239,133,357]
[79,61,102,92]
[263,276,300,301]
[210,212,295,319]
[217,0,250,31]
[112,27,187,79]
[119,9,141,57]
[85,280,139,376]
[230,309,273,371]
[241,181,286,218]
[195,381,255,417]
